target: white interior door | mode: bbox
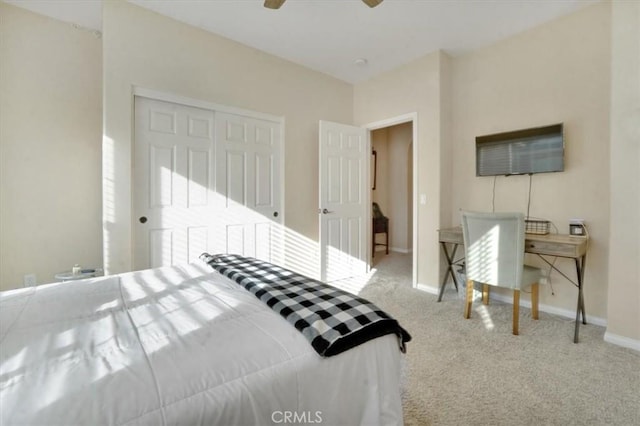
[134,97,216,269]
[319,120,369,282]
[134,97,283,271]
[215,112,283,263]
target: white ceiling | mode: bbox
[6,0,598,83]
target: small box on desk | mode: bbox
[525,219,550,235]
[569,219,586,236]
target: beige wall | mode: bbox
[354,51,450,288]
[607,0,640,344]
[371,128,390,214]
[102,0,352,277]
[0,3,102,290]
[387,122,412,252]
[450,2,611,320]
[371,128,389,251]
[356,2,629,334]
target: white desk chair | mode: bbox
[461,211,543,335]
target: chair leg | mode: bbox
[372,224,375,258]
[385,231,389,254]
[513,290,520,335]
[531,283,539,320]
[464,279,474,319]
[482,284,490,305]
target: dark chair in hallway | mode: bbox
[372,202,389,257]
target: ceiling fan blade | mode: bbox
[362,0,383,7]
[264,0,286,9]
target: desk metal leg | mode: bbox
[573,254,587,343]
[536,253,588,343]
[438,243,459,302]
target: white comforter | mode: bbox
[0,262,403,425]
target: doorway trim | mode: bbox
[363,112,418,287]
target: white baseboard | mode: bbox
[417,283,640,352]
[374,246,411,253]
[418,283,607,326]
[487,292,608,327]
[604,332,640,352]
[374,247,411,254]
[391,247,411,254]
[415,283,439,295]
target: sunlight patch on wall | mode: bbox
[102,135,116,275]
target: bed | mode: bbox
[1,257,407,425]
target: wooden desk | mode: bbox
[438,227,589,343]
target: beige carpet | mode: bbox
[356,252,640,426]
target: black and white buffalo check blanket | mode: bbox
[200,253,411,357]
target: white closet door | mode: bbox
[214,112,283,263]
[133,97,282,271]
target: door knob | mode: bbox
[139,216,148,224]
[273,211,279,217]
[321,208,333,214]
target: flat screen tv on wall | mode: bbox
[475,123,564,176]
